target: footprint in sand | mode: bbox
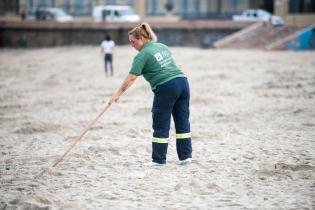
[255,161,315,173]
[174,183,182,191]
[5,196,53,210]
[108,147,121,156]
[188,180,223,195]
[48,170,63,176]
[274,163,315,171]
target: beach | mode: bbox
[0,46,314,209]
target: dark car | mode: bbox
[35,7,73,22]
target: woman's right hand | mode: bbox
[108,74,137,105]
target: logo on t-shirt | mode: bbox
[154,52,163,61]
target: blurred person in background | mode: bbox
[20,8,26,21]
[100,34,115,77]
[109,23,192,166]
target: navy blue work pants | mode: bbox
[151,77,192,164]
[104,53,113,76]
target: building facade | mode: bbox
[275,0,315,25]
[1,0,314,25]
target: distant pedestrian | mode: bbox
[100,35,115,77]
[20,9,26,21]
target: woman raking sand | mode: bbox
[109,22,192,166]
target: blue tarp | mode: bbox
[288,26,315,50]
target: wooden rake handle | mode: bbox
[53,102,112,167]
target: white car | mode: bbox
[47,8,73,22]
[93,5,140,22]
[232,9,284,26]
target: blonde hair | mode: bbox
[128,22,157,42]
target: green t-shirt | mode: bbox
[129,41,185,89]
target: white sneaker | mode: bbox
[144,161,164,166]
[179,158,192,165]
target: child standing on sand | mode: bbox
[100,35,115,77]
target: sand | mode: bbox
[0,46,314,210]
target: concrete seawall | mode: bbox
[0,20,251,48]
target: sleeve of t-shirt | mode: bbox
[129,53,145,76]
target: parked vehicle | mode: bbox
[35,7,73,22]
[232,9,284,26]
[92,5,140,22]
